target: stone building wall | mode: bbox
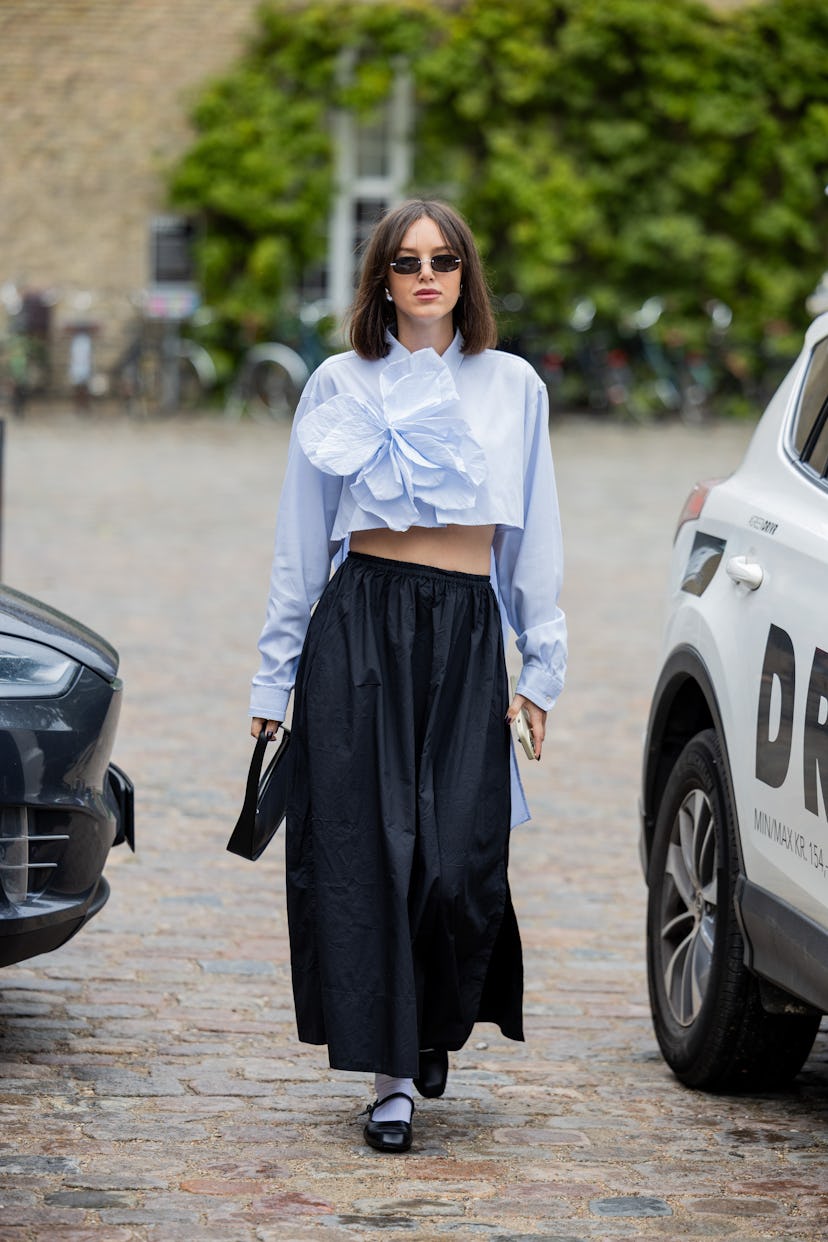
[0,0,264,385]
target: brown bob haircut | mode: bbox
[349,199,498,360]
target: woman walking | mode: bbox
[249,199,566,1152]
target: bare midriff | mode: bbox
[349,524,496,575]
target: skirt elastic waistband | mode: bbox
[347,550,491,587]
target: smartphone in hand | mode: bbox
[510,676,537,761]
[516,708,536,760]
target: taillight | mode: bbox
[674,478,725,541]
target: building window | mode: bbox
[328,67,413,323]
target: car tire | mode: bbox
[646,727,821,1091]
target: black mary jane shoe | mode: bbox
[363,1092,414,1153]
[413,1048,449,1099]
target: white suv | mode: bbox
[641,313,828,1091]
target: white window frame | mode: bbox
[328,62,413,326]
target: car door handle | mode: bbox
[726,555,764,590]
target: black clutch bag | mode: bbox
[226,727,293,861]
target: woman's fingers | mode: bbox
[505,694,523,724]
[524,700,546,759]
[506,694,547,760]
[251,717,282,739]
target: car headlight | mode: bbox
[0,636,78,698]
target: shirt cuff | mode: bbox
[516,666,563,712]
[249,686,291,722]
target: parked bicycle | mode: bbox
[223,302,334,421]
[224,342,310,421]
[111,319,217,417]
[513,295,797,425]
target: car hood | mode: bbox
[0,584,120,682]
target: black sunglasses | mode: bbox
[389,254,462,275]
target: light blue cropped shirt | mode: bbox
[250,330,567,825]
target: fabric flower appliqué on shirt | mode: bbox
[297,348,487,528]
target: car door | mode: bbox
[713,337,828,931]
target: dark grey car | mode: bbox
[0,585,134,967]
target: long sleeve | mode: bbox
[492,376,567,712]
[249,369,344,722]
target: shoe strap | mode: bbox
[373,1091,415,1112]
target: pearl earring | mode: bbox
[385,289,393,302]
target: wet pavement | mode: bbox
[0,406,826,1241]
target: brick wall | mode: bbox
[0,0,263,383]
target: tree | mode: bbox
[169,0,441,366]
[419,0,828,342]
[170,0,828,370]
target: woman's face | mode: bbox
[386,215,462,346]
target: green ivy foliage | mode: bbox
[169,0,828,360]
[169,0,441,358]
[420,0,828,345]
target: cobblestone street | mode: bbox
[1,407,826,1241]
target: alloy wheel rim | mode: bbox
[659,788,718,1027]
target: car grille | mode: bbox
[0,807,69,907]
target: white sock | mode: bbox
[372,1073,414,1122]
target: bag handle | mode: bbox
[228,726,292,860]
[240,725,276,809]
[235,727,276,838]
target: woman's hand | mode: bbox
[251,717,281,740]
[506,694,547,760]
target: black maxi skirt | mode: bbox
[285,551,524,1077]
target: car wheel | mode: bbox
[646,728,821,1091]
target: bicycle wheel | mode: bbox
[176,357,210,410]
[176,342,217,411]
[249,358,303,419]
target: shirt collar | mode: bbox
[385,329,466,382]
